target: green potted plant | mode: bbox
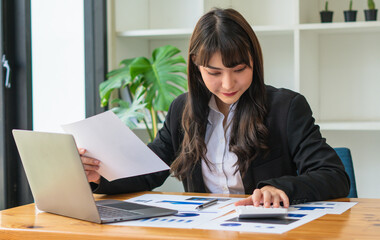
[364,0,378,21]
[99,45,188,142]
[344,0,357,22]
[320,1,334,23]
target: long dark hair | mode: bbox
[171,8,268,180]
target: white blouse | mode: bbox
[201,96,245,194]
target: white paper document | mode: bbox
[197,210,325,234]
[61,111,169,181]
[196,201,357,234]
[108,194,357,234]
[109,194,240,229]
[290,201,358,214]
[125,194,239,213]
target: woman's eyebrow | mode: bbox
[206,63,246,70]
[205,65,222,70]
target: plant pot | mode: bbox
[344,10,357,22]
[364,9,378,21]
[320,11,333,23]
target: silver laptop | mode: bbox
[12,129,177,224]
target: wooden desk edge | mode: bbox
[1,192,379,240]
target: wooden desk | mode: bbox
[1,191,380,240]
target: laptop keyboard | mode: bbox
[97,205,143,219]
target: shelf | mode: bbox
[116,22,380,39]
[318,121,380,131]
[252,25,294,36]
[298,21,380,33]
[116,26,295,39]
[117,29,194,39]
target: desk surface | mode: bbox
[1,191,380,240]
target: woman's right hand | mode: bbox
[78,148,101,184]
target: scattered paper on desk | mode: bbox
[107,194,358,234]
[125,194,239,213]
[289,201,358,214]
[198,210,325,234]
[108,194,241,229]
[108,210,223,229]
[61,111,169,181]
[197,201,357,234]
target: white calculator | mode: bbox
[235,205,288,219]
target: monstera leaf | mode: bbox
[129,45,187,111]
[111,88,146,129]
[99,58,134,107]
[99,45,187,142]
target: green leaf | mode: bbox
[100,59,135,107]
[152,45,181,62]
[166,64,187,74]
[161,55,187,67]
[129,45,188,111]
[129,77,145,96]
[368,0,375,10]
[163,74,187,89]
[120,58,135,67]
[129,57,151,80]
[99,73,131,107]
[110,92,146,129]
[100,45,188,139]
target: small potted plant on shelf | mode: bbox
[99,45,188,142]
[364,0,378,21]
[344,0,357,22]
[320,1,334,23]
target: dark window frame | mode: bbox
[84,0,107,117]
[0,0,33,210]
[0,0,5,210]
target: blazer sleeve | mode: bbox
[91,97,180,194]
[258,94,350,204]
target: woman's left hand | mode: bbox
[234,185,289,208]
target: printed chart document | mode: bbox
[197,201,357,234]
[108,194,357,234]
[125,194,238,213]
[61,111,169,181]
[290,201,358,214]
[109,194,241,229]
[198,209,325,234]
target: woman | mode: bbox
[81,8,349,208]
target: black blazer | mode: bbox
[93,86,350,205]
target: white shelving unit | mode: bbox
[107,0,380,197]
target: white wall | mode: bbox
[31,0,85,132]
